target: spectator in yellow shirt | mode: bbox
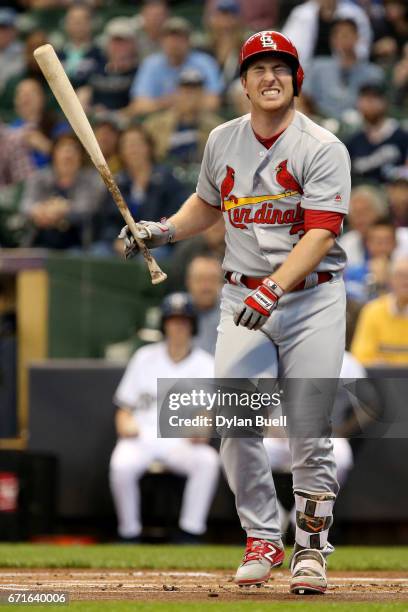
[351,257,408,366]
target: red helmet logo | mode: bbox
[239,30,304,95]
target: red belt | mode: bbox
[225,271,333,292]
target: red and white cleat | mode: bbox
[234,537,285,587]
[290,548,327,595]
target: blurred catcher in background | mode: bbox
[109,292,219,543]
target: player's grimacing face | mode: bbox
[241,58,294,112]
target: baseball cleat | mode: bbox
[234,537,284,586]
[290,548,327,595]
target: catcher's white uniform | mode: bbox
[109,342,219,538]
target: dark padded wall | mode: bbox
[336,439,408,520]
[28,362,123,516]
[0,336,17,438]
[28,363,408,521]
[0,450,57,540]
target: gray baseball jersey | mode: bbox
[197,111,351,277]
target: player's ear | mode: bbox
[240,74,249,100]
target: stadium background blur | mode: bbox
[0,0,407,546]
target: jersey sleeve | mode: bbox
[113,352,142,409]
[196,132,221,208]
[301,142,351,214]
[304,209,345,236]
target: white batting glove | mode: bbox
[233,279,284,330]
[118,219,175,259]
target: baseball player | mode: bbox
[109,293,219,543]
[120,31,350,594]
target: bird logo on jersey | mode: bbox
[220,165,237,212]
[275,160,303,194]
[220,160,304,229]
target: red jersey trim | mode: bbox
[304,209,345,236]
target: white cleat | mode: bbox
[234,537,284,587]
[290,548,327,595]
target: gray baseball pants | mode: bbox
[214,277,346,542]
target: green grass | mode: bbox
[0,544,407,571]
[0,546,407,611]
[1,603,408,612]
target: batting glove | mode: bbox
[233,279,284,330]
[118,219,176,259]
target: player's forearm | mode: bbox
[270,228,335,292]
[168,193,222,242]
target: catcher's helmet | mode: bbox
[161,292,198,335]
[239,31,304,95]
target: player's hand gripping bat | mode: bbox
[33,44,167,285]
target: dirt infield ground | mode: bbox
[1,569,407,603]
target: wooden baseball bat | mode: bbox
[33,43,167,285]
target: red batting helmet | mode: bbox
[239,31,304,96]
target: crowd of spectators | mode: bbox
[0,0,407,365]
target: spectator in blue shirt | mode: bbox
[83,17,139,113]
[58,4,104,90]
[302,18,384,121]
[344,218,398,302]
[129,16,223,116]
[346,83,408,184]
